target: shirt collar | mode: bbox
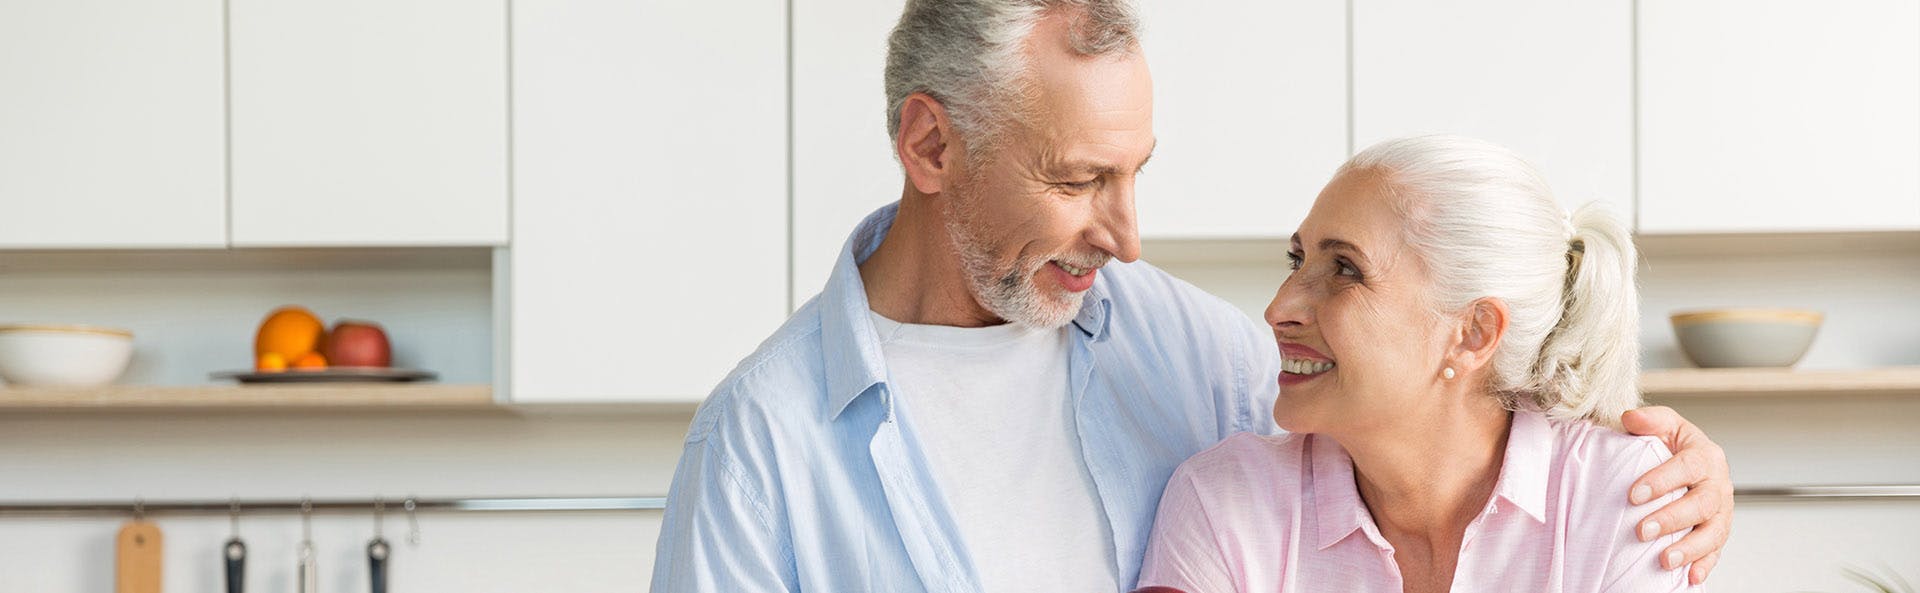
[1070,271,1114,342]
[820,202,1116,419]
[1493,409,1552,523]
[1309,410,1553,550]
[821,204,898,420]
[1309,435,1380,551]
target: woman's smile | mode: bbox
[1277,342,1336,386]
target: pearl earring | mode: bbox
[1443,367,1456,380]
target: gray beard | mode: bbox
[941,187,1086,329]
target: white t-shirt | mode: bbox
[870,311,1120,593]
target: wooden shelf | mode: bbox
[1642,367,1920,398]
[7,369,1914,408]
[0,383,495,410]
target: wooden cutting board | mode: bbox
[116,520,162,593]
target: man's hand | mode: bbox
[1621,405,1734,586]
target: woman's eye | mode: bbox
[1286,252,1304,271]
[1336,258,1361,277]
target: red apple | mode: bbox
[326,320,392,368]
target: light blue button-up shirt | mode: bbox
[651,203,1281,592]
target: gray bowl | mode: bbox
[1671,309,1822,368]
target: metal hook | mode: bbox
[229,497,241,537]
[300,497,313,542]
[373,495,386,539]
[403,495,420,547]
[133,497,145,520]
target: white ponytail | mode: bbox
[1343,135,1642,428]
[1528,203,1642,427]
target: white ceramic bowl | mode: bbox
[1670,309,1822,368]
[0,325,135,387]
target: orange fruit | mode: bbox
[256,306,326,359]
[256,352,288,372]
[291,351,328,370]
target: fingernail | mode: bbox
[1632,485,1652,504]
[1640,520,1660,542]
[1665,550,1683,569]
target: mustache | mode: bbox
[1047,251,1113,270]
[999,250,1114,288]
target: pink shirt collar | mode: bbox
[1308,410,1554,550]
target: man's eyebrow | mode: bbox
[1055,161,1124,177]
[1048,140,1159,177]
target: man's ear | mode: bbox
[896,92,958,195]
[1453,298,1510,374]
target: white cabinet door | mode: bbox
[791,0,909,306]
[1640,0,1920,233]
[228,0,509,247]
[1134,0,1348,240]
[509,0,788,403]
[0,1,225,249]
[1353,0,1634,223]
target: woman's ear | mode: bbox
[1453,298,1510,374]
[895,92,959,196]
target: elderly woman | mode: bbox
[1137,136,1697,592]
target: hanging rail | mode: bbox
[1732,484,1920,501]
[0,485,1915,516]
[0,495,667,516]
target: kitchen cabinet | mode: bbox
[1639,0,1920,233]
[791,0,911,306]
[1353,0,1635,223]
[791,0,1348,303]
[508,0,788,402]
[0,0,226,249]
[227,0,510,247]
[1132,0,1347,240]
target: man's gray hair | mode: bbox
[884,0,1141,156]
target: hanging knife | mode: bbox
[224,537,246,593]
[369,537,390,593]
[296,540,316,593]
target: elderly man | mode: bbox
[652,1,1733,591]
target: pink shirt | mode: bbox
[1137,410,1695,592]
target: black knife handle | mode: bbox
[368,538,390,593]
[224,538,246,593]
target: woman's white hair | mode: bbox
[1344,135,1642,428]
[884,0,1140,156]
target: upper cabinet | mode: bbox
[1133,0,1348,240]
[791,0,910,306]
[227,0,510,247]
[0,1,226,249]
[1353,0,1635,222]
[508,0,789,403]
[1639,0,1920,233]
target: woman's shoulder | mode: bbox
[1540,413,1674,476]
[1525,415,1691,590]
[1166,431,1312,502]
[1179,430,1307,474]
[1530,412,1679,529]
